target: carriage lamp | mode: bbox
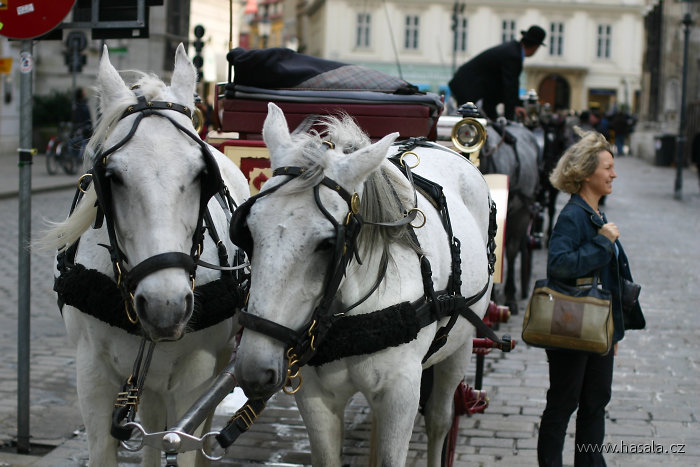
[452,102,487,159]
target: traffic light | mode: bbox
[193,24,205,82]
[64,31,88,73]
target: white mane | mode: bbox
[270,114,421,264]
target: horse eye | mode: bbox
[105,169,123,186]
[315,237,336,253]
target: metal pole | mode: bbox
[228,0,233,83]
[674,13,693,200]
[17,39,33,454]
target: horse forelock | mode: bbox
[268,115,418,266]
[272,114,367,194]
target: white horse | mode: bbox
[38,45,249,466]
[232,103,495,466]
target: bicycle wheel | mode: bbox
[46,148,59,175]
[63,156,79,175]
[58,144,78,175]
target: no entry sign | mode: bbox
[0,0,76,39]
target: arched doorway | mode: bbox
[538,74,570,110]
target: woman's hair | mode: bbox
[549,127,614,194]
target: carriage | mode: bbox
[43,45,528,467]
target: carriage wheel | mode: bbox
[440,413,460,467]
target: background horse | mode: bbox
[481,122,540,312]
[38,45,249,466]
[232,103,494,466]
[536,111,575,241]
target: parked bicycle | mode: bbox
[46,122,90,175]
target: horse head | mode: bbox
[91,44,219,341]
[233,103,397,398]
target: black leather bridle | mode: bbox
[230,164,363,385]
[91,92,227,326]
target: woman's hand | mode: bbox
[599,222,619,243]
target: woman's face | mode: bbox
[583,150,616,198]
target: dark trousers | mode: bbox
[537,348,614,467]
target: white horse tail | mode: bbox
[35,185,98,252]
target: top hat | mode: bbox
[521,26,546,46]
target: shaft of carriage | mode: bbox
[169,359,238,435]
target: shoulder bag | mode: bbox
[522,273,613,355]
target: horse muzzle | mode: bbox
[233,333,287,399]
[133,277,194,342]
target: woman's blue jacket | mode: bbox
[547,194,643,342]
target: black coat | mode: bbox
[448,40,523,120]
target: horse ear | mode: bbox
[336,132,399,187]
[263,103,294,168]
[97,45,131,108]
[170,43,196,107]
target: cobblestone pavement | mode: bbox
[1,153,699,466]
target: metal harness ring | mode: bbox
[399,151,420,169]
[408,208,427,229]
[78,173,92,194]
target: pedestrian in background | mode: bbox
[70,87,93,158]
[448,25,546,121]
[610,107,630,156]
[537,127,645,466]
[72,87,92,138]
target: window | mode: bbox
[356,13,371,48]
[597,24,612,59]
[455,16,468,52]
[404,15,419,50]
[501,19,516,43]
[549,22,564,56]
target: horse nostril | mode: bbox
[184,290,194,313]
[263,368,279,386]
[135,294,147,316]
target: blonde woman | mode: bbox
[537,128,645,466]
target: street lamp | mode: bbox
[675,1,698,200]
[674,11,693,200]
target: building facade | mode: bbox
[296,0,653,114]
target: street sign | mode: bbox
[0,0,76,39]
